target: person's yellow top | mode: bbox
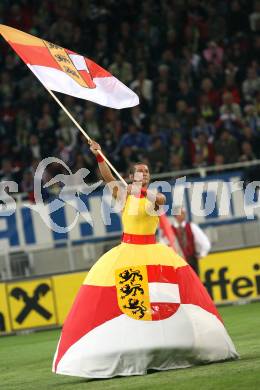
[121,195,159,235]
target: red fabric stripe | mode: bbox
[177,265,223,322]
[9,42,60,69]
[147,265,178,283]
[54,284,121,371]
[9,42,111,79]
[121,233,156,244]
[85,57,111,78]
[151,303,180,320]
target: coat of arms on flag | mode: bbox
[43,40,96,89]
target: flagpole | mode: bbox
[45,87,128,186]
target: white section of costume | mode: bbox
[55,304,238,379]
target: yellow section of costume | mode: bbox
[122,195,159,235]
[85,195,187,286]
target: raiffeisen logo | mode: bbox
[201,250,260,303]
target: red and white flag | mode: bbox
[0,24,139,109]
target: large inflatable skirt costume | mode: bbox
[53,195,238,378]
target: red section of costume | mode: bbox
[151,303,180,320]
[54,285,121,371]
[147,264,178,283]
[177,265,222,323]
[121,233,156,244]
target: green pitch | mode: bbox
[1,303,260,390]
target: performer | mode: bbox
[171,207,211,275]
[53,141,238,378]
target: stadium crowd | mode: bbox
[0,0,260,198]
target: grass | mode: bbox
[1,302,260,390]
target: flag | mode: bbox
[0,24,139,109]
[159,213,185,256]
[159,214,176,249]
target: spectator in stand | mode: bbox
[129,106,147,130]
[218,92,242,136]
[208,6,227,42]
[160,50,180,81]
[224,61,239,82]
[223,74,241,105]
[175,100,191,129]
[109,53,133,85]
[130,69,153,104]
[220,92,242,120]
[154,81,174,111]
[151,102,173,130]
[147,124,168,147]
[242,67,260,103]
[80,107,100,142]
[200,78,220,109]
[227,0,249,35]
[240,125,258,150]
[190,132,215,168]
[199,94,216,121]
[168,154,185,172]
[175,80,197,111]
[116,124,147,154]
[0,159,18,182]
[250,35,260,62]
[191,116,216,143]
[169,133,188,166]
[249,0,260,32]
[115,146,137,176]
[156,64,173,88]
[15,108,32,148]
[243,106,260,134]
[146,137,168,174]
[20,170,34,200]
[203,41,224,67]
[54,138,74,166]
[27,134,43,161]
[239,141,257,162]
[214,130,240,164]
[181,46,201,77]
[214,154,225,170]
[102,131,117,155]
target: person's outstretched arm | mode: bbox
[89,140,123,200]
[89,140,116,183]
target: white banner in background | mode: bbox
[0,171,260,251]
